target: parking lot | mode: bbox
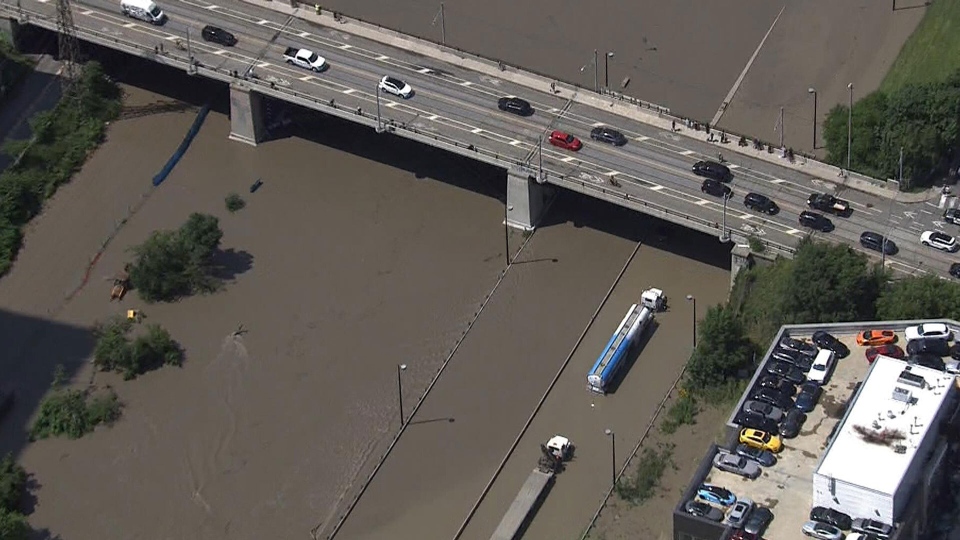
[697,334,870,538]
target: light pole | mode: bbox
[432,3,446,45]
[604,52,614,90]
[720,194,730,242]
[604,429,616,488]
[397,363,407,425]
[375,81,383,133]
[882,147,903,268]
[686,295,697,349]
[846,83,853,172]
[579,50,599,93]
[504,204,513,266]
[807,87,817,150]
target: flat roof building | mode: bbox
[812,356,957,524]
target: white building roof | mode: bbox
[815,355,955,496]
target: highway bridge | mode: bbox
[1,0,958,278]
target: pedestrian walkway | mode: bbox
[239,0,935,204]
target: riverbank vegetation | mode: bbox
[129,213,224,302]
[0,61,121,275]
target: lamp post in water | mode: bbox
[604,428,616,488]
[397,363,407,425]
[686,294,697,349]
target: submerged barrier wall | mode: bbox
[152,103,211,187]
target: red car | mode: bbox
[865,344,905,364]
[548,130,582,151]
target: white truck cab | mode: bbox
[120,0,166,25]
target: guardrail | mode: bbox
[2,1,799,257]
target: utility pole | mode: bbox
[375,81,383,133]
[55,0,81,90]
[778,107,784,149]
[185,27,195,72]
[882,147,903,268]
[720,195,729,242]
[440,3,445,45]
[847,83,854,172]
[593,50,599,93]
[808,88,818,150]
[538,135,544,183]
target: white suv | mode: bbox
[920,230,959,252]
[905,323,953,342]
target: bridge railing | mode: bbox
[2,1,797,258]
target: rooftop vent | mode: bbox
[894,444,908,454]
[892,387,913,404]
[898,370,927,389]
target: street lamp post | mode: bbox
[882,147,903,268]
[439,3,446,45]
[375,81,383,133]
[807,87,817,150]
[846,83,853,173]
[604,429,616,488]
[604,52,614,90]
[397,363,407,425]
[593,50,598,93]
[720,195,729,242]
[686,295,696,349]
[504,204,513,266]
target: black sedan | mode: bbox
[497,96,534,116]
[757,374,797,396]
[779,408,806,439]
[813,330,850,358]
[201,25,237,46]
[906,337,950,357]
[860,231,897,255]
[734,411,780,434]
[764,361,805,385]
[795,381,822,413]
[701,178,733,199]
[771,349,813,371]
[778,335,818,357]
[951,263,960,279]
[807,192,851,215]
[734,443,777,467]
[744,192,779,214]
[810,506,853,531]
[693,160,733,182]
[590,126,627,146]
[750,386,794,410]
[799,210,834,232]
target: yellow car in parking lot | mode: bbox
[739,428,783,453]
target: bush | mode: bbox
[0,507,29,540]
[128,213,224,302]
[30,366,122,440]
[93,317,182,379]
[684,304,756,393]
[747,235,765,253]
[0,62,120,276]
[225,193,246,213]
[660,394,699,434]
[615,443,674,504]
[0,454,25,513]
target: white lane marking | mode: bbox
[471,128,483,134]
[786,229,801,235]
[213,50,228,55]
[339,44,353,50]
[605,171,620,177]
[740,214,753,220]
[926,202,941,208]
[649,185,664,191]
[460,81,474,87]
[257,19,270,25]
[385,102,399,108]
[561,156,577,162]
[771,178,786,184]
[696,200,711,206]
[728,164,740,169]
[206,4,219,9]
[681,150,695,155]
[257,62,271,68]
[509,140,523,146]
[635,136,649,141]
[342,88,357,94]
[165,35,179,41]
[417,68,432,74]
[299,75,314,81]
[549,108,561,113]
[376,55,389,61]
[427,114,439,120]
[591,122,605,127]
[123,22,137,28]
[37,0,50,3]
[81,9,93,13]
[299,31,310,37]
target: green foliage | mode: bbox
[877,274,960,321]
[0,455,25,513]
[0,507,29,540]
[30,365,122,440]
[781,239,880,324]
[660,394,699,434]
[129,213,224,302]
[747,235,765,253]
[881,0,960,93]
[615,443,674,504]
[0,62,120,276]
[225,193,246,213]
[93,316,182,379]
[684,304,756,393]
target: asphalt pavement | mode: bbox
[7,0,959,278]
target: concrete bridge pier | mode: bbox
[228,82,266,146]
[506,168,554,230]
[0,17,21,49]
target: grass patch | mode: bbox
[881,0,960,93]
[660,394,699,434]
[615,443,675,505]
[225,193,246,213]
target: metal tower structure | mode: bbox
[55,0,81,86]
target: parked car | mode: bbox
[685,500,724,521]
[807,349,836,384]
[590,126,627,146]
[905,323,953,342]
[744,192,779,214]
[799,211,834,232]
[757,374,798,396]
[860,231,897,255]
[734,411,780,434]
[795,381,823,413]
[907,337,950,357]
[730,530,760,540]
[856,329,897,346]
[951,263,960,279]
[764,361,806,385]
[922,230,960,252]
[772,349,814,371]
[751,386,795,409]
[701,178,733,199]
[739,428,782,453]
[734,443,777,466]
[802,521,844,540]
[810,506,853,530]
[697,484,736,506]
[743,400,784,422]
[813,330,850,358]
[778,336,818,357]
[378,75,413,98]
[693,160,733,182]
[865,344,905,363]
[908,353,945,371]
[713,452,761,479]
[547,130,582,151]
[807,192,850,215]
[201,25,237,46]
[946,207,960,225]
[945,359,960,374]
[725,498,755,528]
[779,408,807,439]
[851,518,893,539]
[497,96,534,116]
[743,506,774,536]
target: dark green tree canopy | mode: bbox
[876,274,960,321]
[129,213,224,302]
[685,304,756,391]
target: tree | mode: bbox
[781,240,880,325]
[0,507,29,540]
[0,454,25,512]
[128,213,224,302]
[93,317,183,379]
[685,304,756,392]
[30,366,122,441]
[876,274,960,321]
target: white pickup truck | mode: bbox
[283,47,327,72]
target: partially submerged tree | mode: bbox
[129,213,223,302]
